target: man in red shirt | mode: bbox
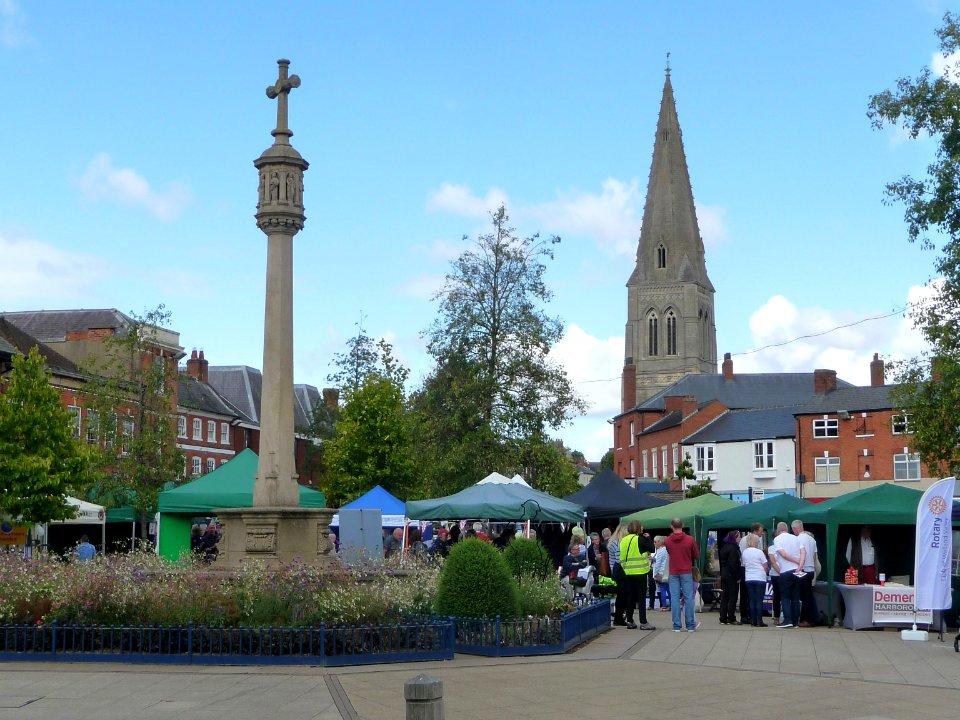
[665,517,700,632]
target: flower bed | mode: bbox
[0,550,607,664]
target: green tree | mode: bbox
[675,453,696,486]
[0,347,99,524]
[82,307,184,535]
[684,477,714,499]
[869,12,960,475]
[326,318,380,394]
[418,206,586,492]
[323,340,415,506]
[599,449,614,472]
[515,434,580,498]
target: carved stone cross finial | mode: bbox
[266,58,300,143]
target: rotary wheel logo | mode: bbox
[928,496,948,515]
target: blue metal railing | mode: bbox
[453,598,611,656]
[0,619,455,666]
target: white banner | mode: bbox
[914,476,955,611]
[872,586,933,624]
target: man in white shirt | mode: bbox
[845,525,878,584]
[772,521,806,628]
[792,520,819,627]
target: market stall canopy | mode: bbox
[331,485,406,527]
[158,449,326,514]
[48,497,106,525]
[405,472,583,521]
[788,482,925,622]
[704,494,810,535]
[622,493,737,529]
[564,469,668,518]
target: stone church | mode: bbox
[621,69,717,412]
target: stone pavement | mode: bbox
[2,612,959,720]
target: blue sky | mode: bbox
[0,2,951,460]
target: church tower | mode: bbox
[621,68,717,411]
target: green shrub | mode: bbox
[516,576,568,616]
[435,539,520,619]
[502,538,555,582]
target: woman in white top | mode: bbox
[742,534,769,627]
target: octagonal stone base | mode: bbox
[215,506,338,570]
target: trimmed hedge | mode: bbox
[435,539,520,619]
[502,538,555,582]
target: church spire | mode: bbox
[621,69,718,411]
[630,69,713,292]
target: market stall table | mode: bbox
[834,584,932,630]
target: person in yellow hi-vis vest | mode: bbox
[619,519,656,630]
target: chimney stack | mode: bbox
[870,353,885,387]
[663,395,698,418]
[322,387,340,410]
[722,352,733,380]
[814,368,837,394]
[186,349,209,382]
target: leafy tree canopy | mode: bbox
[0,347,99,524]
[869,12,960,475]
[81,306,183,525]
[323,340,415,506]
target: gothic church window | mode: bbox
[665,311,677,355]
[657,244,666,269]
[647,313,658,356]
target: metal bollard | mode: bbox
[405,674,444,720]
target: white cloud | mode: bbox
[528,178,642,257]
[549,323,624,460]
[426,182,508,218]
[1,0,30,48]
[397,273,446,300]
[732,291,929,385]
[697,204,729,247]
[0,232,111,305]
[78,154,192,221]
[932,50,960,84]
[429,178,728,258]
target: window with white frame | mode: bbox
[104,413,118,449]
[672,443,679,468]
[753,440,775,470]
[695,445,714,473]
[220,422,229,445]
[629,421,635,446]
[207,420,216,443]
[86,410,99,444]
[192,418,202,440]
[891,414,915,435]
[206,458,216,474]
[662,446,668,477]
[629,459,636,478]
[813,418,839,438]
[651,449,658,478]
[814,456,840,483]
[177,415,187,438]
[893,452,921,481]
[191,456,201,476]
[68,405,81,439]
[641,450,648,477]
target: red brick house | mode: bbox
[793,354,934,499]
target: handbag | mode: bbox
[599,551,611,577]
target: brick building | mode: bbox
[793,354,934,499]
